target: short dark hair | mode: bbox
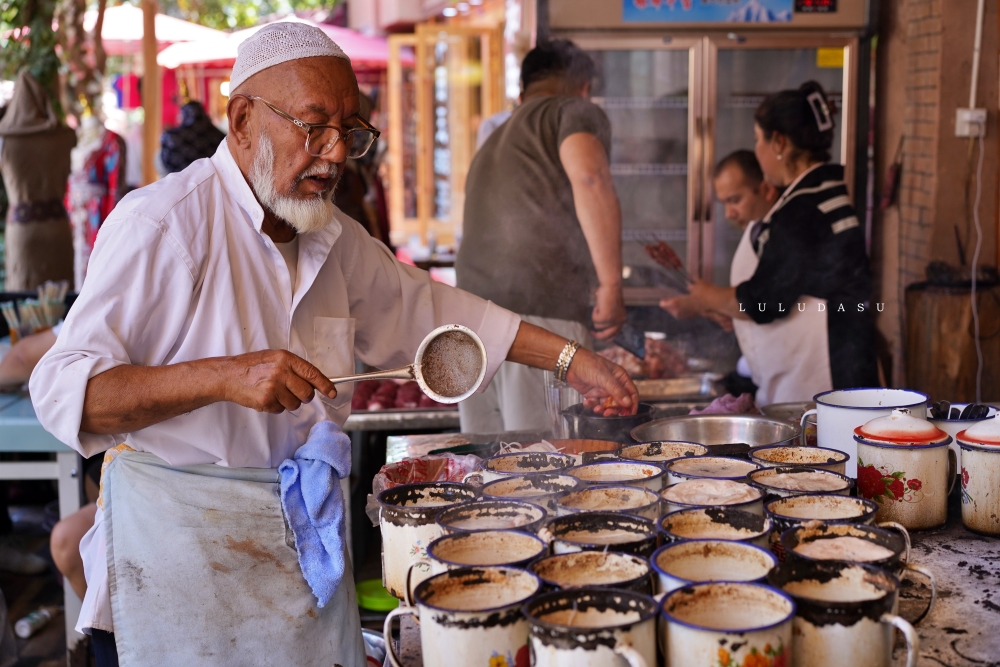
[520,40,595,93]
[754,81,837,163]
[714,150,764,187]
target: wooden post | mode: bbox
[141,0,160,185]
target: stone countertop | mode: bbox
[388,487,999,667]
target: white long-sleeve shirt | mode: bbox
[29,141,521,633]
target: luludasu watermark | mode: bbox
[738,302,886,313]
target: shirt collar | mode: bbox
[211,139,266,232]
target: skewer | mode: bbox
[644,241,695,284]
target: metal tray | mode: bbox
[635,373,722,402]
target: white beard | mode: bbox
[248,133,337,234]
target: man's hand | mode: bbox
[591,284,626,341]
[220,350,337,414]
[659,294,703,321]
[566,348,639,416]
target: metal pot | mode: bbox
[561,403,655,443]
[631,414,800,456]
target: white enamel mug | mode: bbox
[377,482,478,599]
[801,388,929,477]
[650,539,777,594]
[525,588,658,667]
[567,461,668,492]
[769,561,919,667]
[464,452,577,485]
[384,567,540,667]
[555,485,661,520]
[659,582,795,667]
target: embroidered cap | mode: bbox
[230,22,350,92]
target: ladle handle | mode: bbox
[329,365,415,385]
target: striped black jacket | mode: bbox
[734,163,879,389]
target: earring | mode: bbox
[777,154,783,161]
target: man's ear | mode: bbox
[227,95,253,149]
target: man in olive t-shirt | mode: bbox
[456,40,626,433]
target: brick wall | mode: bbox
[872,0,998,387]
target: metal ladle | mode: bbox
[328,324,488,404]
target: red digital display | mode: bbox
[795,0,837,12]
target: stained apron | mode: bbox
[730,222,833,406]
[102,450,366,667]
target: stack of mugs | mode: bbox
[377,420,936,667]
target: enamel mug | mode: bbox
[802,388,928,477]
[384,567,540,667]
[663,456,759,486]
[928,403,997,463]
[659,582,794,667]
[764,493,899,561]
[650,539,777,595]
[618,441,708,463]
[480,473,581,514]
[555,485,661,520]
[748,444,850,475]
[780,522,936,625]
[658,507,772,549]
[956,418,1000,535]
[465,452,577,485]
[854,409,955,530]
[377,482,478,599]
[525,588,658,667]
[747,466,854,499]
[529,551,653,594]
[567,461,667,491]
[545,512,658,557]
[769,561,919,667]
[660,479,764,516]
[436,499,548,534]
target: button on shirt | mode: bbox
[29,142,521,633]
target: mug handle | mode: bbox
[881,613,919,667]
[613,642,648,667]
[462,471,483,486]
[403,559,432,609]
[876,521,911,563]
[903,562,937,626]
[799,409,817,447]
[947,448,959,495]
[383,605,418,667]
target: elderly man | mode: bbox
[456,40,627,433]
[30,24,635,667]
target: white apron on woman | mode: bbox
[730,221,832,406]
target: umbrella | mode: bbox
[157,16,408,70]
[84,4,224,56]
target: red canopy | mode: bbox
[158,17,407,71]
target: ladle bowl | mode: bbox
[329,324,487,404]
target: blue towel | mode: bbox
[278,420,352,608]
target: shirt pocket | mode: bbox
[312,316,356,411]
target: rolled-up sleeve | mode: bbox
[28,213,196,457]
[341,218,521,390]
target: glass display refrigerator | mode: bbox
[550,0,874,293]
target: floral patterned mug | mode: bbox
[854,409,956,531]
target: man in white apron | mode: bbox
[29,23,637,667]
[663,150,832,406]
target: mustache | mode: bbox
[296,163,339,185]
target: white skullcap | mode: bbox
[230,22,350,92]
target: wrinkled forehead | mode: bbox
[250,57,361,121]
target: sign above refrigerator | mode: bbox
[551,0,868,30]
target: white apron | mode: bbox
[102,450,366,667]
[730,222,833,406]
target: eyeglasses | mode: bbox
[236,94,380,159]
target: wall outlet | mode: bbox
[956,108,988,137]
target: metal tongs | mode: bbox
[328,324,488,404]
[644,241,694,294]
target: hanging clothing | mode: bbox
[159,101,225,174]
[67,129,127,286]
[0,71,75,291]
[734,163,878,393]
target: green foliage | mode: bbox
[0,0,63,111]
[155,0,341,31]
